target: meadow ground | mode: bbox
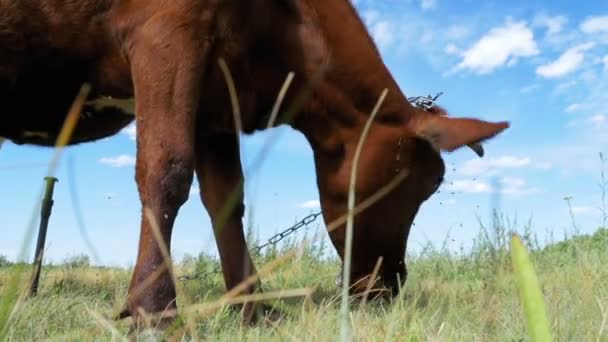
[1,220,607,341]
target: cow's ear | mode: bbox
[410,111,509,155]
[424,106,487,157]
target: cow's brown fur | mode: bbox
[1,0,508,327]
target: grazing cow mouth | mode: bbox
[335,259,407,298]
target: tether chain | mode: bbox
[249,212,322,254]
[177,211,322,281]
[407,92,443,111]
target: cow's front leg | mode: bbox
[195,134,263,324]
[120,14,205,327]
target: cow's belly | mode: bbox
[0,60,135,146]
[0,0,135,146]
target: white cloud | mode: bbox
[580,16,608,34]
[370,20,395,48]
[447,177,537,196]
[459,156,531,176]
[568,64,608,128]
[499,177,538,196]
[122,123,136,141]
[520,84,540,93]
[553,80,577,95]
[565,103,581,113]
[451,156,545,195]
[444,44,461,55]
[360,10,396,49]
[536,42,595,78]
[571,206,595,214]
[189,185,199,197]
[446,25,470,40]
[500,177,525,187]
[545,16,568,35]
[590,114,607,123]
[603,55,608,71]
[298,200,320,209]
[361,9,380,27]
[420,31,434,44]
[533,14,568,35]
[580,69,597,82]
[447,180,492,193]
[589,114,608,128]
[565,114,602,128]
[420,0,437,11]
[449,20,539,75]
[98,154,136,168]
[534,162,553,170]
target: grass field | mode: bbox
[1,219,607,341]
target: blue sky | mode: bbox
[2,0,608,267]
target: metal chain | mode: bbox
[407,92,443,111]
[249,212,322,254]
[177,211,322,281]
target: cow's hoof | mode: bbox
[259,303,286,325]
[116,306,131,320]
[335,270,395,301]
[241,303,286,326]
[116,305,179,335]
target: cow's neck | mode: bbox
[306,0,412,117]
[293,0,414,152]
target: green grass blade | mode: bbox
[510,233,552,342]
[340,88,388,342]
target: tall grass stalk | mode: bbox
[563,196,580,236]
[340,88,387,342]
[218,58,243,143]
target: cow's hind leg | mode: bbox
[195,134,271,324]
[118,13,206,328]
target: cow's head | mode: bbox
[285,1,510,296]
[305,95,508,295]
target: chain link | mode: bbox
[177,211,322,281]
[249,212,322,254]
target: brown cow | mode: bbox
[1,0,508,327]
